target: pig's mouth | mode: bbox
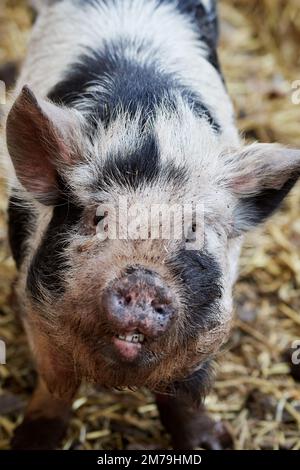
[112,331,145,361]
[116,332,145,343]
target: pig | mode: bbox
[2,0,300,450]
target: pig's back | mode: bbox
[15,0,236,142]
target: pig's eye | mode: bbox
[186,224,197,241]
[93,214,106,226]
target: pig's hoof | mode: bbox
[193,420,233,450]
[172,415,233,450]
[11,417,67,450]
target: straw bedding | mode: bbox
[0,0,299,450]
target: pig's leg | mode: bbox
[11,378,72,450]
[156,394,232,450]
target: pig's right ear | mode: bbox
[6,86,79,205]
[223,143,300,235]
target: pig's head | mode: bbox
[6,86,300,400]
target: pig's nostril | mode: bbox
[125,294,132,305]
[155,307,164,314]
[151,301,166,315]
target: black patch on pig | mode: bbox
[8,196,35,269]
[26,200,83,300]
[175,0,221,71]
[179,87,220,131]
[168,249,222,330]
[235,175,299,230]
[47,39,220,132]
[101,133,160,188]
[93,132,188,190]
[172,360,214,404]
[48,44,172,125]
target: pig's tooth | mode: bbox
[117,333,144,343]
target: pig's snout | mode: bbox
[102,269,176,338]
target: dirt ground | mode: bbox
[0,0,300,450]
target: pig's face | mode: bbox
[24,171,232,395]
[55,189,232,392]
[6,87,300,399]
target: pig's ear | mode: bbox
[6,85,78,205]
[224,144,300,235]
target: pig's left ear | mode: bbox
[223,143,300,235]
[6,85,80,205]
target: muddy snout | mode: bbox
[102,269,177,338]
